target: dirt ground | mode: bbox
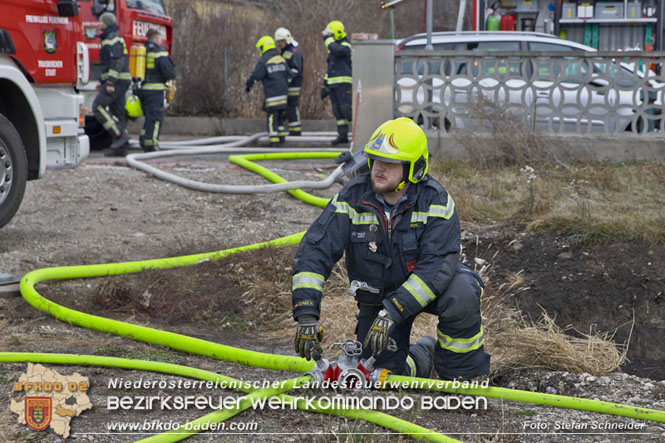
[1,147,664,442]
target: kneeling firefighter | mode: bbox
[292,118,491,380]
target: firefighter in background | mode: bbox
[137,29,176,152]
[95,12,132,157]
[274,27,304,136]
[246,36,291,147]
[292,118,490,381]
[320,20,352,145]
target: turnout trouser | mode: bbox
[328,84,352,138]
[286,90,301,135]
[137,89,165,152]
[355,265,490,380]
[93,80,130,138]
[267,108,287,144]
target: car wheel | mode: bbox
[0,114,28,229]
[85,115,113,150]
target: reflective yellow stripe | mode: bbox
[101,36,125,46]
[105,69,131,80]
[142,83,167,90]
[293,272,325,292]
[324,37,335,47]
[267,55,286,65]
[265,99,287,107]
[405,355,417,377]
[332,196,378,225]
[327,76,352,85]
[411,195,455,223]
[403,274,435,308]
[437,327,484,354]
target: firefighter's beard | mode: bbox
[370,164,405,196]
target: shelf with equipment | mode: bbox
[555,1,662,50]
[474,1,664,51]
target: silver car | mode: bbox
[395,32,663,133]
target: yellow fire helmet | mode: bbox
[125,94,143,118]
[363,117,429,187]
[274,27,293,44]
[256,35,275,54]
[325,20,346,40]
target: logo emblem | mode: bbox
[25,397,52,431]
[43,30,57,54]
[84,27,98,40]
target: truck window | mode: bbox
[126,0,166,15]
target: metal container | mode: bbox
[626,2,643,18]
[562,3,576,19]
[595,2,623,19]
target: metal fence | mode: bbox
[394,50,665,135]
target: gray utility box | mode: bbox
[562,2,576,19]
[626,2,643,18]
[516,0,539,12]
[595,2,623,19]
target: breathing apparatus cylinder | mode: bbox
[487,13,500,31]
[129,44,146,80]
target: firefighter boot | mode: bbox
[408,335,436,379]
[110,131,131,150]
[331,135,349,145]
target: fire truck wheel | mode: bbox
[0,114,28,229]
[85,115,113,150]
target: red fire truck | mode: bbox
[0,0,89,229]
[78,0,173,149]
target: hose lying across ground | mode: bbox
[2,135,664,441]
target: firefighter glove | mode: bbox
[245,80,253,93]
[320,87,329,100]
[364,309,395,356]
[295,315,323,360]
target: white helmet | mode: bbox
[274,27,293,44]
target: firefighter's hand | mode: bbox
[105,84,115,94]
[295,315,323,360]
[364,309,395,356]
[245,85,251,93]
[320,87,329,100]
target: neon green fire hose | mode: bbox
[2,151,664,442]
[0,353,456,443]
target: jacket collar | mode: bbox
[100,23,119,39]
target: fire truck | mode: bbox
[78,0,173,149]
[0,0,89,229]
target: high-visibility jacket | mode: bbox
[246,48,291,110]
[281,43,303,89]
[142,40,176,91]
[323,35,352,89]
[292,173,463,324]
[99,24,130,86]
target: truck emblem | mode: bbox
[43,30,57,54]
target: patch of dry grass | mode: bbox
[429,159,665,244]
[489,312,627,376]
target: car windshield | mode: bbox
[126,0,166,15]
